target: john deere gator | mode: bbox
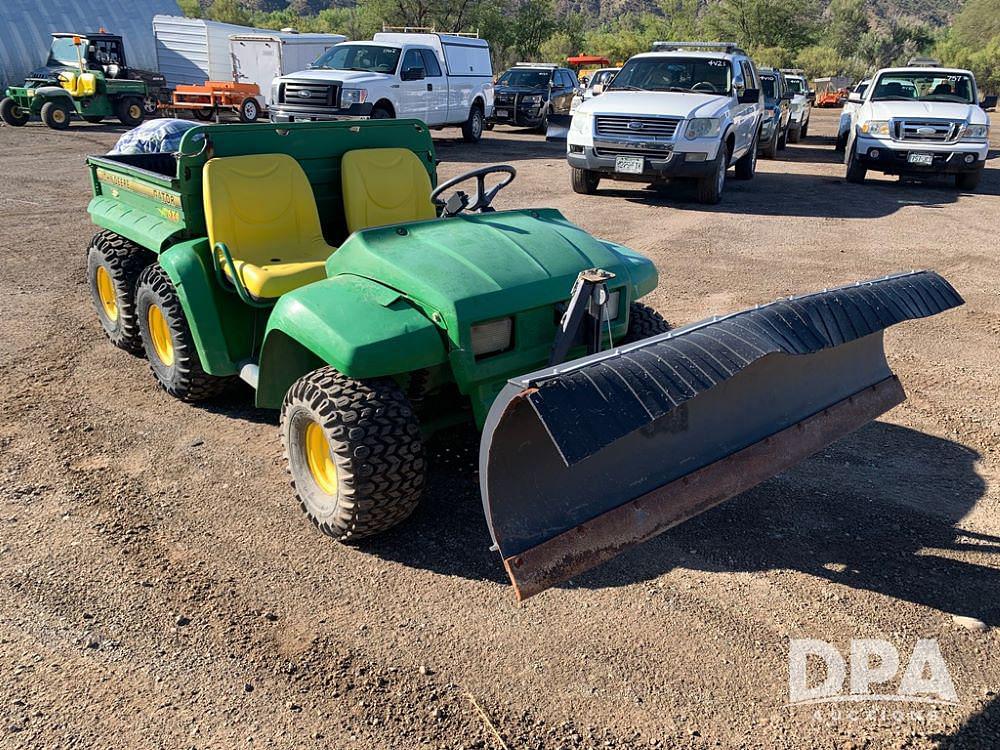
[83,119,962,599]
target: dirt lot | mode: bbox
[0,109,998,749]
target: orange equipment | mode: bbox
[170,81,262,123]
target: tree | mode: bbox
[206,0,251,25]
[826,0,868,58]
[702,0,818,52]
[512,0,558,60]
[951,0,1000,48]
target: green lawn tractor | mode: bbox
[1,32,165,129]
[83,119,963,600]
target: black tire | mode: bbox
[845,144,867,184]
[0,97,30,126]
[695,150,726,204]
[371,105,393,120]
[238,97,259,123]
[142,96,159,116]
[461,103,484,143]
[281,367,425,541]
[761,126,778,159]
[570,167,600,195]
[82,115,104,124]
[87,231,155,354]
[787,124,800,144]
[734,133,758,180]
[955,171,981,191]
[193,108,215,121]
[777,126,787,150]
[116,98,144,127]
[135,265,230,401]
[801,119,809,138]
[835,130,848,153]
[40,100,71,130]
[624,302,672,343]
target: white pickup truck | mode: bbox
[566,41,764,204]
[269,32,494,143]
[843,62,990,190]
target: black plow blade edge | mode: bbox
[479,271,963,600]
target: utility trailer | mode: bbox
[82,119,963,600]
[169,80,262,122]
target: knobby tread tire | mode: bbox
[87,230,155,354]
[281,367,425,541]
[135,264,231,401]
[624,302,672,343]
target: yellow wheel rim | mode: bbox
[53,109,66,123]
[304,421,338,495]
[95,266,118,322]
[147,304,175,367]
[129,104,141,119]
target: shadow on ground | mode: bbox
[364,421,998,622]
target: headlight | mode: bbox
[341,88,367,107]
[471,317,513,357]
[588,289,622,322]
[569,111,593,135]
[270,79,280,103]
[859,120,890,137]
[962,124,989,141]
[524,94,543,105]
[684,118,721,140]
[569,95,582,113]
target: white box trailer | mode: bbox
[153,14,270,88]
[230,32,346,106]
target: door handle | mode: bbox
[427,83,433,91]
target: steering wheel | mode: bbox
[430,165,517,217]
[691,81,718,93]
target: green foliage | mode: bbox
[206,0,251,25]
[701,0,819,51]
[177,0,201,16]
[794,44,865,78]
[826,0,868,58]
[950,0,1000,47]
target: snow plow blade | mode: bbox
[545,113,571,142]
[479,271,963,601]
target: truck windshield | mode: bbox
[760,76,777,99]
[47,37,84,67]
[607,57,732,95]
[497,69,551,88]
[312,44,401,74]
[871,71,976,103]
[785,78,806,94]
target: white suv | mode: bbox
[843,62,990,190]
[779,69,812,142]
[566,42,765,204]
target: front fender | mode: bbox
[256,275,449,408]
[33,86,73,101]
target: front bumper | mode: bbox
[567,143,719,181]
[269,102,373,122]
[490,101,546,127]
[855,136,988,175]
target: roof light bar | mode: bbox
[651,41,745,55]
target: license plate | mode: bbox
[496,109,509,118]
[907,152,934,166]
[615,155,644,174]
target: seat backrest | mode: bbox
[59,70,78,95]
[341,148,436,234]
[78,72,97,97]
[203,154,326,265]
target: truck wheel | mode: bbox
[461,104,484,143]
[41,101,71,130]
[371,105,393,120]
[761,127,778,159]
[801,119,809,138]
[193,108,214,121]
[845,144,867,184]
[570,167,600,195]
[955,171,981,191]
[0,97,30,126]
[624,302,671,343]
[116,98,144,127]
[87,231,155,354]
[135,265,230,401]
[777,126,787,150]
[281,367,425,541]
[733,134,758,179]
[142,97,159,116]
[787,124,800,144]
[835,130,847,153]
[238,98,259,123]
[695,151,726,204]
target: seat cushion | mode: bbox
[341,148,436,234]
[204,153,337,299]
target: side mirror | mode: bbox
[401,66,425,81]
[847,93,863,104]
[737,88,759,104]
[807,91,816,102]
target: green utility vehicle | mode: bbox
[1,32,165,129]
[84,119,961,599]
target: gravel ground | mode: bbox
[0,109,997,749]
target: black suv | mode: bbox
[490,64,578,131]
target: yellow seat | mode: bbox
[341,148,436,234]
[203,154,335,300]
[60,71,97,97]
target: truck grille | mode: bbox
[280,81,339,108]
[595,115,680,139]
[893,119,961,143]
[594,144,674,159]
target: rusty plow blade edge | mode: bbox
[478,271,964,601]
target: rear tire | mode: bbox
[0,97,30,126]
[238,97,259,123]
[281,367,425,541]
[571,167,600,195]
[116,98,144,127]
[787,124,800,143]
[461,104,484,143]
[193,108,214,121]
[695,151,726,204]
[777,126,787,150]
[955,170,981,191]
[624,302,672,343]
[761,126,778,159]
[135,265,231,401]
[41,100,71,129]
[845,144,867,184]
[87,231,155,354]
